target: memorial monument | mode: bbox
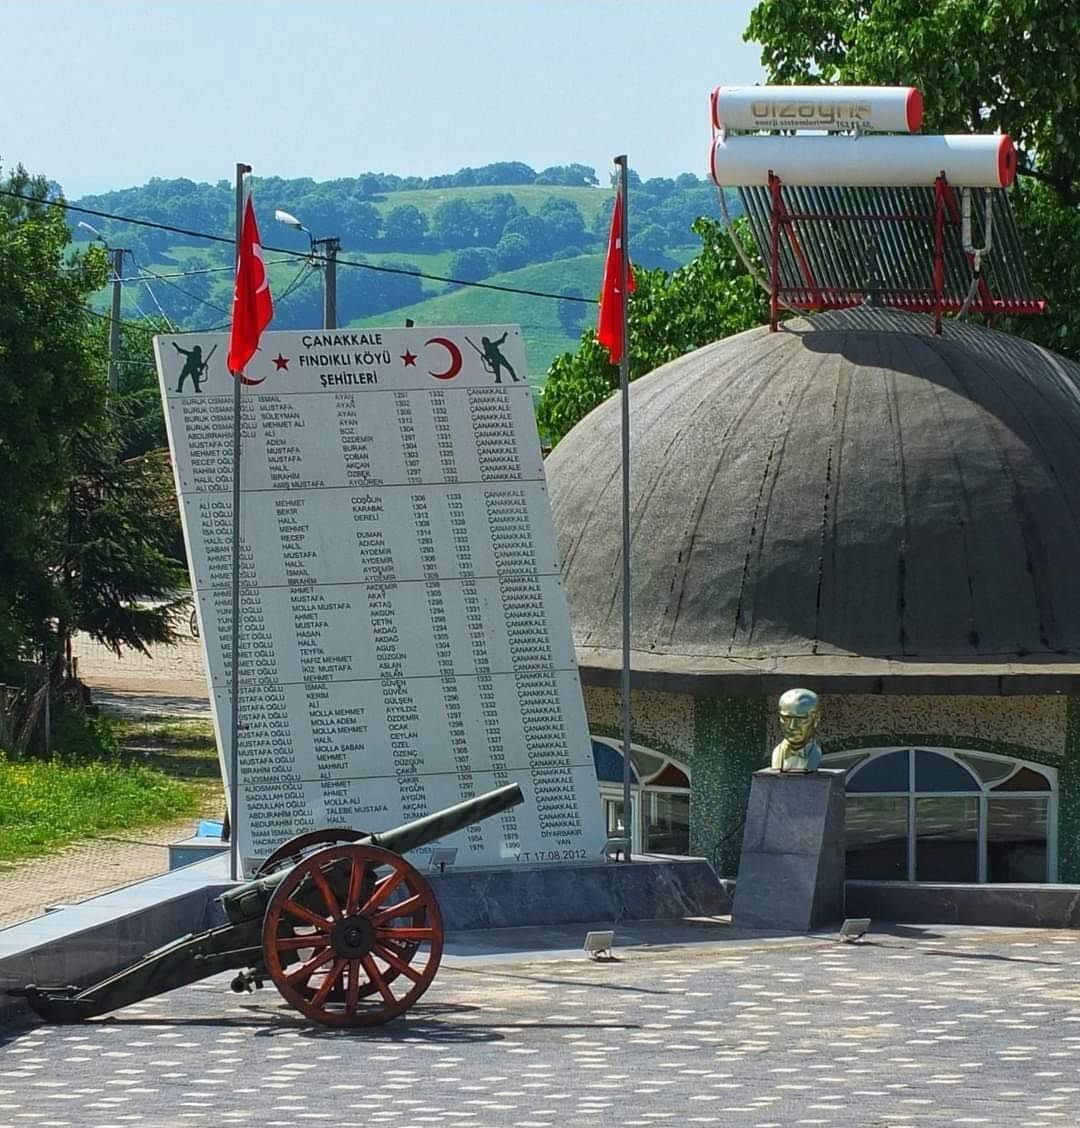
[154,325,606,875]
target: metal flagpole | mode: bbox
[228,162,251,882]
[615,154,632,861]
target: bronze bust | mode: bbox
[771,688,823,772]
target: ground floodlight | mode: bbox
[839,918,871,943]
[428,847,458,873]
[602,836,630,862]
[583,930,616,960]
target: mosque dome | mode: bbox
[545,308,1080,692]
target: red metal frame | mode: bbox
[764,172,1046,333]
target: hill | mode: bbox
[355,247,701,381]
[72,161,739,381]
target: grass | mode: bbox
[0,713,222,864]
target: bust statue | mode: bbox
[771,688,823,772]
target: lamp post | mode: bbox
[274,209,340,330]
[78,221,124,395]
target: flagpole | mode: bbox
[614,155,632,861]
[228,161,251,882]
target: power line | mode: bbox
[0,188,600,305]
[128,250,232,317]
[114,259,290,281]
[126,251,176,331]
[275,260,316,305]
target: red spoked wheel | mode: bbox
[254,828,367,878]
[262,843,443,1027]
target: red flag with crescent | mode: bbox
[596,190,634,364]
[227,194,273,376]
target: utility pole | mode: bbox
[108,247,124,395]
[79,222,125,397]
[320,237,340,330]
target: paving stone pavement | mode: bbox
[0,817,206,929]
[3,926,1080,1127]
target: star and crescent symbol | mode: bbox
[400,349,417,367]
[272,354,290,370]
[424,336,463,380]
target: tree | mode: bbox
[0,169,191,691]
[501,212,551,258]
[447,247,495,283]
[745,0,1080,358]
[431,198,481,248]
[494,232,530,272]
[537,197,586,250]
[47,399,190,672]
[0,166,108,663]
[472,193,518,245]
[472,161,536,186]
[85,316,168,459]
[537,217,767,446]
[537,164,599,187]
[382,204,428,249]
[47,310,189,672]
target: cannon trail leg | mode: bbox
[262,843,443,1027]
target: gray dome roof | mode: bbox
[546,309,1080,692]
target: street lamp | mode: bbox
[274,209,340,330]
[78,223,124,395]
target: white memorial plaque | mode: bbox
[154,326,605,874]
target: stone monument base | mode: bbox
[732,768,846,931]
[429,856,730,930]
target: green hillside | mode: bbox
[370,185,610,226]
[355,255,606,382]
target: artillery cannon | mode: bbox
[16,783,523,1028]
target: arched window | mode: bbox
[822,747,1056,883]
[591,738,691,855]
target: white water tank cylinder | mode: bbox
[712,85,923,134]
[709,133,1016,189]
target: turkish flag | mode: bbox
[596,190,634,364]
[227,195,273,376]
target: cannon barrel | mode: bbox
[222,782,524,926]
[369,782,524,857]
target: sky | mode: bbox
[2,0,764,197]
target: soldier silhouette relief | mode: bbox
[172,342,217,393]
[468,333,518,384]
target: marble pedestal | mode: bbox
[732,768,846,932]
